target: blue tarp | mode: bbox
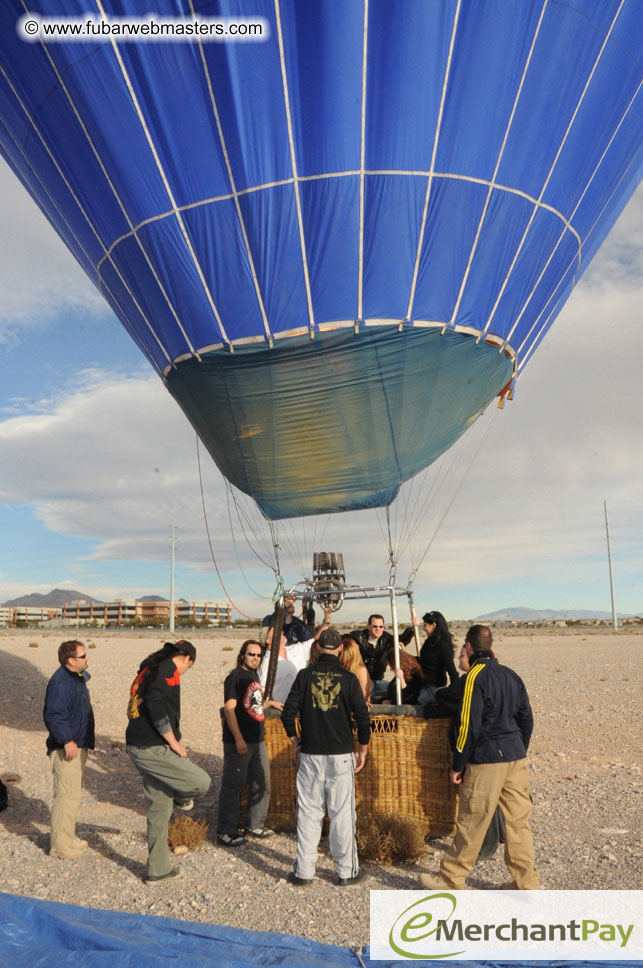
[0,893,638,968]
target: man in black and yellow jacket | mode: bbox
[419,624,540,891]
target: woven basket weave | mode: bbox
[264,711,457,837]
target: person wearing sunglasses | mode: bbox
[348,614,396,701]
[217,639,284,846]
[43,640,95,860]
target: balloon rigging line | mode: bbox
[195,435,258,620]
[408,409,499,578]
[315,514,332,556]
[275,518,305,581]
[238,484,278,567]
[285,516,308,577]
[406,424,486,568]
[224,484,272,599]
[226,483,276,571]
[268,520,284,585]
[399,431,471,562]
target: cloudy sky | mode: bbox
[0,157,641,621]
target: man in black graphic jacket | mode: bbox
[281,628,370,887]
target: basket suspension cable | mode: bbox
[408,409,499,579]
[227,482,275,570]
[195,435,258,620]
[268,520,285,593]
[396,440,462,562]
[224,483,273,599]
[399,445,463,562]
[385,504,398,587]
[273,518,304,581]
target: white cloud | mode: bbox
[0,161,104,345]
[0,179,640,614]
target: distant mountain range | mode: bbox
[2,588,100,607]
[2,589,182,607]
[2,589,638,620]
[473,607,635,622]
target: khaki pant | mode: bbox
[127,744,210,877]
[440,758,540,890]
[49,748,88,852]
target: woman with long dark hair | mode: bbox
[413,610,459,705]
[384,646,425,705]
[126,640,211,884]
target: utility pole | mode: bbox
[604,500,617,632]
[169,520,176,634]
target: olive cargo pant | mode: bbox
[127,744,210,877]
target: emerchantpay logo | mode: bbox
[369,890,642,961]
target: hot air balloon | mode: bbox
[1,0,641,522]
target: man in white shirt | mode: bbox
[259,627,312,702]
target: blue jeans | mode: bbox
[418,683,436,705]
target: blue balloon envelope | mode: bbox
[1,0,641,517]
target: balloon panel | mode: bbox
[166,327,514,519]
[0,0,641,517]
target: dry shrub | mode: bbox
[88,643,96,649]
[168,815,209,851]
[28,642,39,648]
[356,812,426,865]
[222,646,233,651]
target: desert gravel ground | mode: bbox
[0,625,641,951]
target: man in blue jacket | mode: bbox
[419,625,540,891]
[43,640,95,860]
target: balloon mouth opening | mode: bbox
[166,325,515,520]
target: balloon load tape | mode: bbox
[311,552,345,612]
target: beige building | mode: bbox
[60,599,231,626]
[1,605,61,624]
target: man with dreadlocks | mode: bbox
[126,640,210,884]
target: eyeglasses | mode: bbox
[75,654,87,660]
[245,652,262,658]
[371,624,384,629]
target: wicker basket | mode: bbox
[263,709,457,837]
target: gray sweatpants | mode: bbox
[294,752,358,881]
[127,744,210,877]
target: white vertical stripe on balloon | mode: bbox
[482,0,626,338]
[190,0,273,346]
[405,0,463,324]
[273,0,316,337]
